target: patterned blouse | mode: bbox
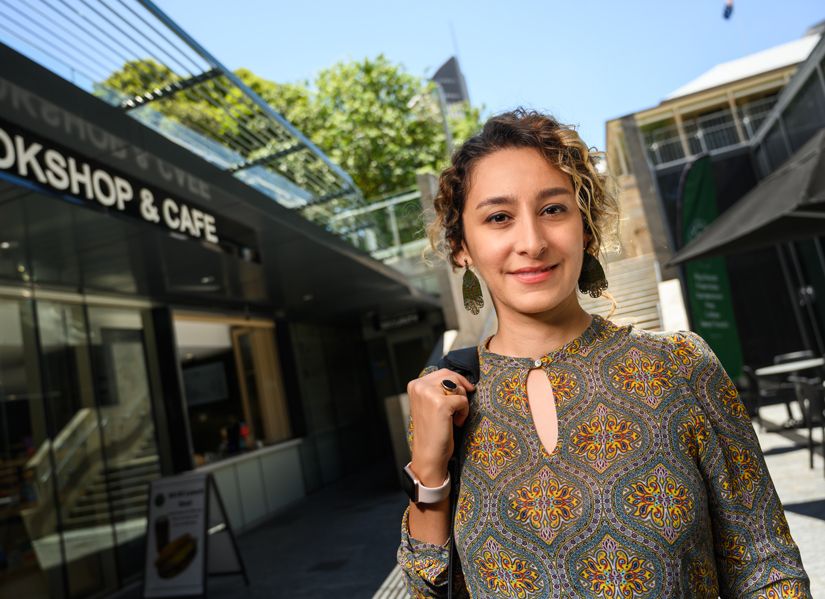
[397,314,810,598]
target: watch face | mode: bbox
[401,467,418,502]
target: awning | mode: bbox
[668,127,825,265]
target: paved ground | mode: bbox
[205,458,407,599]
[756,403,825,595]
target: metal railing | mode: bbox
[329,189,442,293]
[643,94,780,168]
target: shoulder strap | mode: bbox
[433,346,478,598]
[436,346,480,385]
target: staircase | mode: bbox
[63,434,160,530]
[578,253,663,331]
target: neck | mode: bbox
[488,293,592,360]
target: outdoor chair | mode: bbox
[743,364,799,429]
[758,350,818,425]
[788,376,825,478]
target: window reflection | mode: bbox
[175,316,292,467]
[0,297,54,598]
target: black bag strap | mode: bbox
[431,346,479,598]
[435,346,480,384]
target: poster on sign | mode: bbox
[143,472,246,598]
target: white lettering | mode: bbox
[190,208,206,237]
[162,198,180,228]
[178,204,196,236]
[44,149,69,190]
[114,177,132,210]
[0,127,13,169]
[14,135,46,183]
[203,214,218,243]
[68,157,93,199]
[92,169,116,207]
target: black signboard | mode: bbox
[0,117,257,258]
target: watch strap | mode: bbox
[404,462,451,503]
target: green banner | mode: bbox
[680,156,743,379]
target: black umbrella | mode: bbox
[668,127,825,265]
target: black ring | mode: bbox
[440,379,458,394]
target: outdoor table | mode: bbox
[754,358,825,376]
[754,357,825,430]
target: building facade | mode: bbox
[0,16,443,599]
[605,23,825,369]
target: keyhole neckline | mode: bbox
[479,313,609,368]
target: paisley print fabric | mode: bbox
[397,314,810,597]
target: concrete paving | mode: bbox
[756,403,825,595]
[205,458,407,599]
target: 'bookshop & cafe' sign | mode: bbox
[0,118,222,245]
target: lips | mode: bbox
[509,264,558,284]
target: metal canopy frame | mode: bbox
[0,0,366,227]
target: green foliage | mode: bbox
[101,56,483,201]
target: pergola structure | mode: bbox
[0,0,366,232]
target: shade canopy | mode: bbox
[668,128,825,265]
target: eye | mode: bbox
[542,204,567,216]
[485,212,511,224]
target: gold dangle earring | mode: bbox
[462,259,484,315]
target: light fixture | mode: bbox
[200,276,215,284]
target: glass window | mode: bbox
[0,297,56,599]
[36,301,119,599]
[0,184,28,285]
[85,307,160,586]
[175,317,292,466]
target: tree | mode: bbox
[101,56,483,201]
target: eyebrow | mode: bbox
[475,186,572,210]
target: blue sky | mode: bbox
[160,1,822,151]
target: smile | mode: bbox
[509,264,558,284]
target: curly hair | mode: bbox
[427,108,619,270]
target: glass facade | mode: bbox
[175,317,292,466]
[0,292,161,598]
[0,176,292,597]
[0,175,232,596]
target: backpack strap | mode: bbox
[436,346,480,384]
[432,346,478,598]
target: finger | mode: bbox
[443,394,470,427]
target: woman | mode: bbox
[398,110,810,597]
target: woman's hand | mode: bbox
[407,368,474,486]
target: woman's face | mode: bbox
[456,147,589,318]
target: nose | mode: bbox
[514,213,547,258]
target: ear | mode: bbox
[455,239,471,268]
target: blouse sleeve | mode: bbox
[675,331,811,597]
[397,506,453,597]
[396,364,452,598]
